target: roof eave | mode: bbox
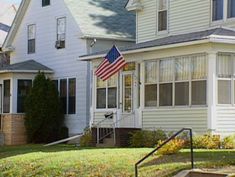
[79,39,210,61]
[0,70,54,74]
[81,35,135,42]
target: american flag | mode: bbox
[95,45,126,81]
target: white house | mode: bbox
[80,0,235,146]
[0,0,135,145]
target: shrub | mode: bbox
[80,129,93,147]
[193,134,220,149]
[24,72,64,143]
[129,129,167,147]
[157,138,186,155]
[222,135,235,149]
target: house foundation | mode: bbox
[1,114,27,145]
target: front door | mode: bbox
[122,72,133,113]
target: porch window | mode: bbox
[27,24,36,54]
[60,79,67,114]
[145,61,158,107]
[217,53,233,104]
[228,0,235,18]
[3,80,10,113]
[68,78,76,114]
[144,54,207,108]
[159,59,173,106]
[158,0,168,32]
[212,0,224,21]
[96,75,117,109]
[17,80,32,113]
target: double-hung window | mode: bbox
[3,80,10,113]
[56,17,66,49]
[158,0,168,32]
[96,75,117,109]
[212,0,224,21]
[17,80,32,113]
[59,78,76,114]
[27,24,36,54]
[42,0,50,7]
[228,0,235,18]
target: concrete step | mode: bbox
[174,170,229,177]
[0,132,4,146]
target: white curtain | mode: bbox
[160,59,174,82]
[217,54,232,78]
[145,61,158,83]
[175,56,190,81]
[192,54,207,79]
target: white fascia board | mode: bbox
[79,39,210,61]
[0,70,54,74]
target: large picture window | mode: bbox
[96,75,117,109]
[144,54,207,108]
[17,80,32,113]
[27,24,36,54]
[3,80,10,113]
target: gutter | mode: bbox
[81,35,135,42]
[0,70,54,74]
[79,39,210,61]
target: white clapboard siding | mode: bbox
[93,112,114,127]
[216,107,235,134]
[142,108,208,134]
[169,0,210,35]
[137,0,157,43]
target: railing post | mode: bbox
[135,164,138,177]
[113,125,116,145]
[189,129,194,169]
[97,125,99,145]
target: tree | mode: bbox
[24,72,65,143]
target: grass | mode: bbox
[0,145,234,177]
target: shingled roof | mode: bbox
[80,27,235,60]
[0,60,53,73]
[64,0,135,40]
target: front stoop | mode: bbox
[174,169,233,177]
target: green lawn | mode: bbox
[0,145,234,177]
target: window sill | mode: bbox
[143,106,207,111]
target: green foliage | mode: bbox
[129,129,167,147]
[157,138,186,155]
[80,129,93,147]
[222,135,235,149]
[193,134,221,149]
[24,72,65,143]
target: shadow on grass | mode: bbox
[139,150,235,169]
[0,144,100,159]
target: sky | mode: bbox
[4,0,21,4]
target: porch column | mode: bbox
[207,52,217,132]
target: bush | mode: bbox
[222,135,235,149]
[24,72,64,143]
[157,138,186,155]
[129,129,167,147]
[80,129,93,147]
[193,134,220,149]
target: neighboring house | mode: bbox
[0,1,17,67]
[0,0,135,145]
[81,0,235,146]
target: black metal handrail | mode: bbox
[135,128,194,177]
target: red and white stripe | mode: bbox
[95,59,109,76]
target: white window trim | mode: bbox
[144,53,208,109]
[156,0,169,35]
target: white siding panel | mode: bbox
[93,112,114,127]
[142,108,208,134]
[216,107,235,135]
[137,0,156,43]
[169,0,210,35]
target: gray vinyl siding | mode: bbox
[216,107,235,135]
[142,108,208,134]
